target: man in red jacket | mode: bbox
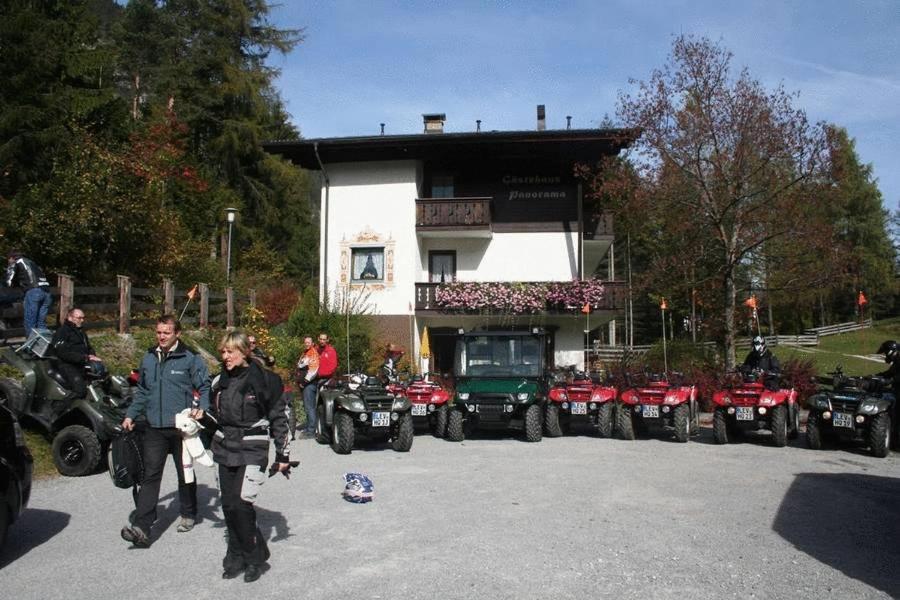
[316,332,338,381]
[305,332,338,437]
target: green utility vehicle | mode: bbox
[445,329,548,442]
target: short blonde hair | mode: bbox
[218,330,251,356]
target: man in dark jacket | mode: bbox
[120,315,210,547]
[876,340,900,444]
[743,336,781,390]
[50,307,101,410]
[5,250,51,337]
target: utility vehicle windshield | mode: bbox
[455,335,543,377]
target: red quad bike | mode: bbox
[545,371,617,437]
[404,373,452,437]
[710,366,800,447]
[616,372,698,443]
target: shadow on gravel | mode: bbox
[0,508,70,569]
[773,472,900,598]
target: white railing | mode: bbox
[735,335,819,348]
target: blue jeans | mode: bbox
[24,287,51,337]
[302,381,319,433]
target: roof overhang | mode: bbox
[263,128,638,170]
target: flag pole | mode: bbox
[179,285,198,321]
[660,298,668,374]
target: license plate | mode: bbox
[371,411,390,427]
[736,407,754,421]
[571,402,587,415]
[641,405,659,418]
[411,404,427,416]
[832,412,853,428]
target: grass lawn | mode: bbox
[774,318,900,377]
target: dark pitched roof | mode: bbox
[263,128,638,169]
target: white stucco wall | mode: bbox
[320,160,420,316]
[419,233,579,282]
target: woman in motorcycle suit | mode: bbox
[191,330,290,583]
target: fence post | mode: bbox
[249,288,256,309]
[58,274,74,324]
[226,287,235,328]
[199,283,209,328]
[163,279,174,315]
[118,275,132,334]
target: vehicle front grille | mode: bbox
[476,404,506,415]
[730,392,760,407]
[406,390,432,402]
[830,398,860,413]
[473,393,513,403]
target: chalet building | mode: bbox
[265,108,636,373]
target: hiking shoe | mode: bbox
[244,564,268,583]
[177,517,195,533]
[121,525,150,548]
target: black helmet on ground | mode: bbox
[877,340,898,363]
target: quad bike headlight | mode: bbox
[858,402,879,414]
[392,399,406,411]
[349,399,366,412]
[458,392,470,401]
[516,393,530,401]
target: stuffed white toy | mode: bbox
[175,408,214,484]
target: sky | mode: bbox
[268,0,900,209]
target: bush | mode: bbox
[256,282,300,326]
[781,357,818,406]
[283,285,375,375]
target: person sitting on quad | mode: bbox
[743,336,781,389]
[380,343,404,383]
[50,307,102,413]
[876,340,900,440]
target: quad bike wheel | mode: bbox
[330,411,354,455]
[596,402,613,438]
[0,378,25,413]
[543,404,562,437]
[52,424,102,477]
[446,408,465,442]
[806,411,823,450]
[431,404,448,438]
[869,412,891,458]
[673,403,690,443]
[712,408,730,444]
[771,405,788,447]
[391,412,414,452]
[315,403,330,444]
[617,403,636,440]
[788,406,800,440]
[524,403,543,442]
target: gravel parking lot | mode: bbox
[2,423,899,600]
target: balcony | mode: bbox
[415,280,627,313]
[415,197,492,238]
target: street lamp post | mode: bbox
[225,208,238,284]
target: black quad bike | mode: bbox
[806,368,895,458]
[315,374,414,455]
[0,332,133,476]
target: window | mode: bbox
[351,247,384,282]
[429,251,456,283]
[431,175,454,198]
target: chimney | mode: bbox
[537,104,546,131]
[423,113,446,134]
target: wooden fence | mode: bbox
[804,319,873,338]
[735,335,819,348]
[0,275,255,339]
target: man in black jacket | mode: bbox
[5,250,51,337]
[50,307,101,406]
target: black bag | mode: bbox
[107,429,144,489]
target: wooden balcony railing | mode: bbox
[414,280,628,312]
[415,197,492,229]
